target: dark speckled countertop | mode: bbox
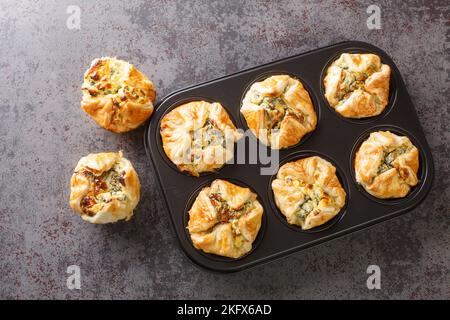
[0,0,448,299]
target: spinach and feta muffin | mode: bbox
[69,151,140,224]
[355,131,419,199]
[81,57,156,133]
[324,53,391,118]
[240,75,317,149]
[272,156,346,230]
[187,179,263,258]
[160,101,242,177]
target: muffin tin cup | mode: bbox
[268,150,350,234]
[156,96,240,178]
[349,124,429,206]
[319,47,399,125]
[144,41,434,273]
[182,178,268,263]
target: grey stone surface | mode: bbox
[0,0,448,299]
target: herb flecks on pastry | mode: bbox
[241,75,317,149]
[324,53,390,118]
[272,156,346,230]
[81,57,156,133]
[355,131,419,199]
[187,179,263,258]
[160,101,242,177]
[69,151,140,224]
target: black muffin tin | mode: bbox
[144,41,434,272]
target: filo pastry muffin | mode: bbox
[241,75,317,149]
[324,53,391,118]
[81,57,156,133]
[272,156,346,230]
[69,151,140,224]
[187,179,263,258]
[354,131,419,199]
[160,101,242,177]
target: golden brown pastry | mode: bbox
[160,101,242,177]
[355,131,419,199]
[323,53,391,118]
[69,151,140,224]
[187,179,263,258]
[272,156,346,230]
[240,75,317,149]
[81,57,156,133]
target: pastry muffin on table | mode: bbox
[69,151,140,224]
[81,57,156,133]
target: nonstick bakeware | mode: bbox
[144,41,434,272]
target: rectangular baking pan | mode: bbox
[144,41,434,273]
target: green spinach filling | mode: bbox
[259,97,305,130]
[377,146,408,174]
[296,196,316,222]
[209,193,253,223]
[83,61,147,104]
[80,164,127,215]
[188,118,225,164]
[285,176,323,222]
[336,62,378,103]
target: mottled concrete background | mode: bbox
[0,0,448,299]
